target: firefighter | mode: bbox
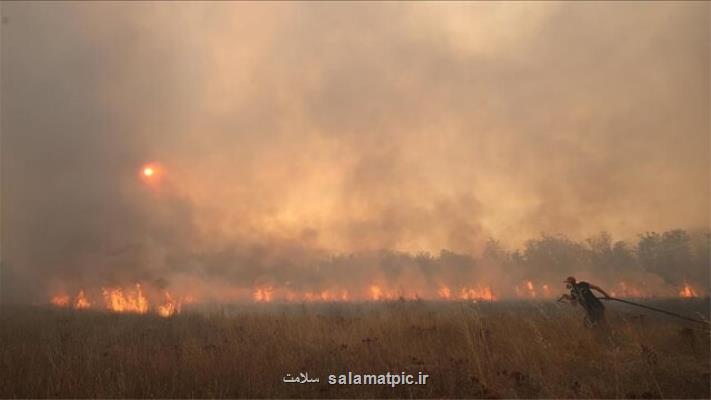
[557,276,611,327]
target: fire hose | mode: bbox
[600,297,709,326]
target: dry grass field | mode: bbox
[1,299,708,399]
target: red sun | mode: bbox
[139,163,163,185]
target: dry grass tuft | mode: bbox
[1,299,708,398]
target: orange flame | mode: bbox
[369,285,385,301]
[437,285,452,300]
[301,289,349,302]
[51,294,70,307]
[679,283,697,298]
[253,287,274,302]
[74,290,91,309]
[367,285,411,301]
[438,285,495,301]
[50,285,191,317]
[157,292,181,317]
[459,286,495,301]
[52,279,702,309]
[515,280,538,298]
[102,284,149,314]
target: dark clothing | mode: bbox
[570,281,605,325]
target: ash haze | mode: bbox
[1,2,709,303]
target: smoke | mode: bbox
[1,2,708,302]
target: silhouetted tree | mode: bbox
[586,232,638,276]
[521,233,589,281]
[637,230,692,285]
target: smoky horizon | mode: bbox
[1,2,709,306]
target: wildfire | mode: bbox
[302,290,349,302]
[525,280,537,298]
[437,285,496,301]
[51,294,70,307]
[512,281,557,299]
[437,285,452,300]
[367,285,417,301]
[369,285,386,301]
[157,292,181,317]
[249,284,497,302]
[51,280,701,309]
[459,287,496,301]
[253,287,274,302]
[49,285,188,317]
[74,290,91,309]
[102,284,149,314]
[515,280,538,298]
[679,283,697,298]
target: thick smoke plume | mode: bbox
[1,2,709,303]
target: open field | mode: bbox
[1,299,709,399]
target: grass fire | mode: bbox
[50,285,185,317]
[1,1,709,399]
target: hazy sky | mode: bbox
[1,2,709,299]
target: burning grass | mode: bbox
[49,285,188,317]
[0,299,708,398]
